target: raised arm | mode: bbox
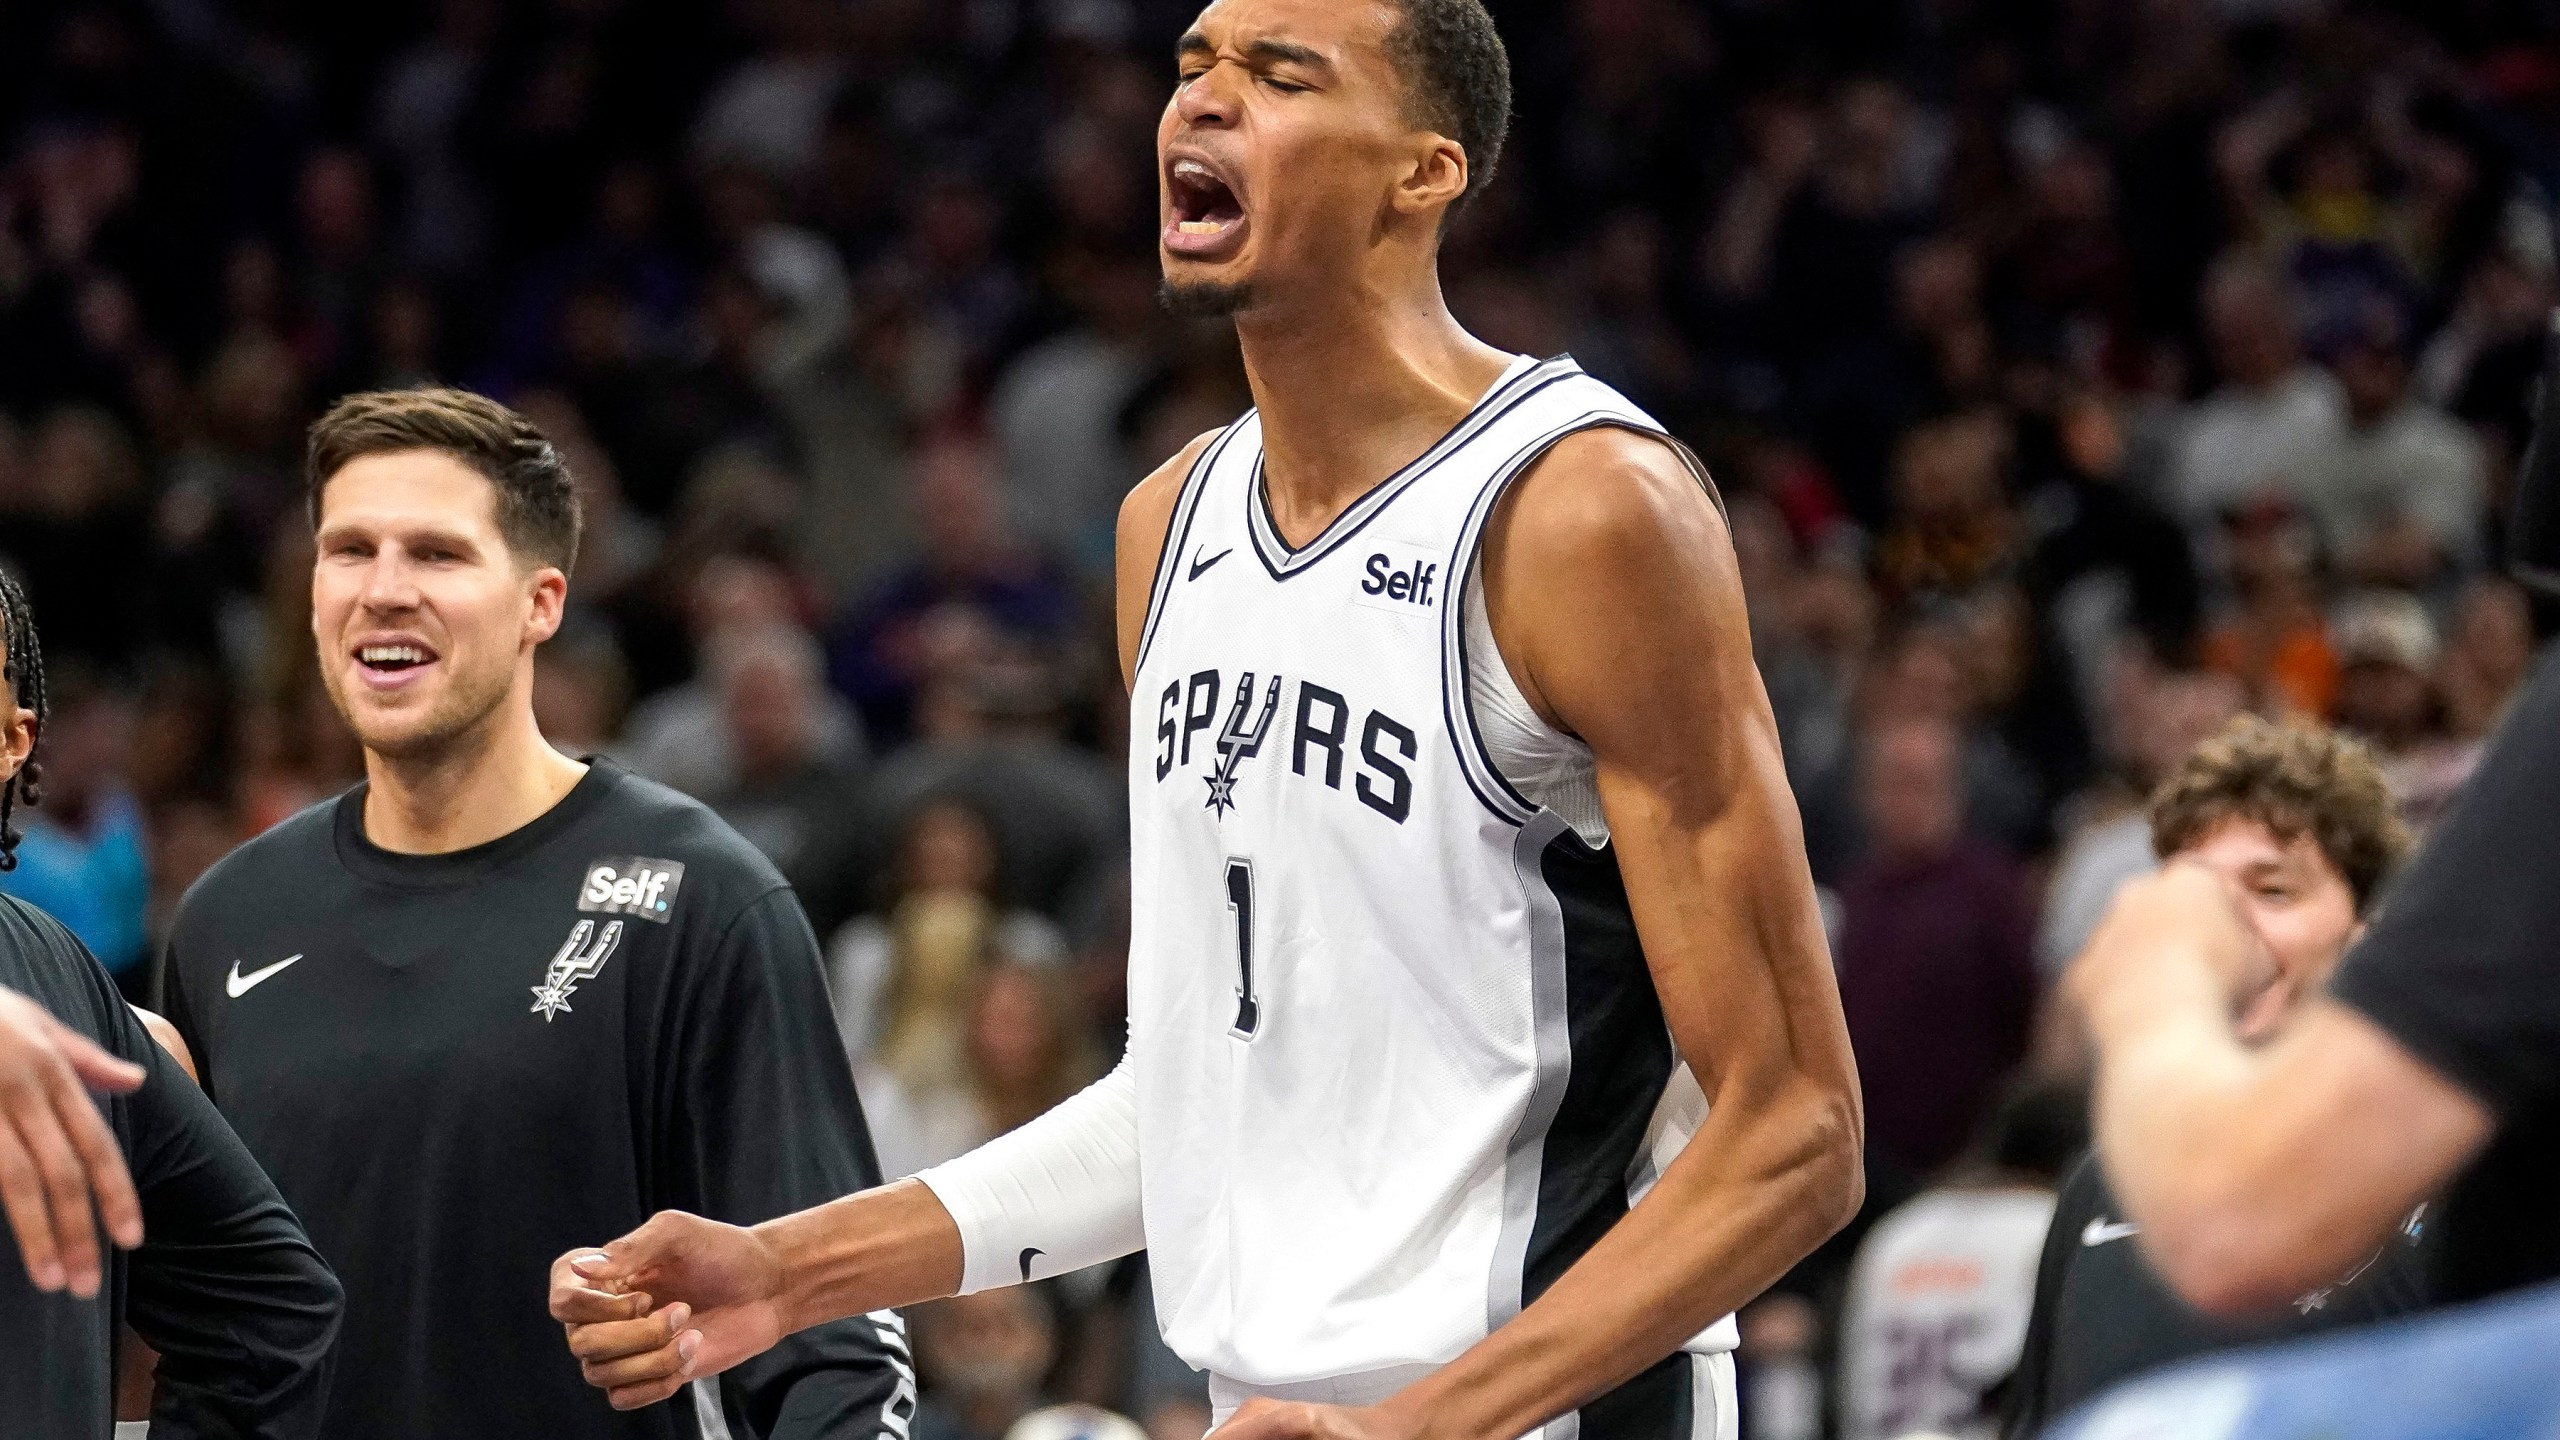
[1233,428,1865,1440]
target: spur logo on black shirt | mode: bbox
[531,919,624,1021]
[578,857,686,922]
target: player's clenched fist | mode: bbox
[550,1210,790,1411]
[0,985,144,1298]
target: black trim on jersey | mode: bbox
[1134,417,1249,676]
[1522,825,1680,1436]
[1441,417,1727,827]
[1244,357,1571,581]
[1580,1352,1696,1440]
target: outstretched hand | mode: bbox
[0,985,145,1297]
[550,1210,791,1411]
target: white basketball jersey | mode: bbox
[1835,1186,2056,1440]
[1128,354,1740,1432]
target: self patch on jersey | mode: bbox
[1351,540,1445,617]
[578,857,686,922]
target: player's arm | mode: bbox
[117,1004,198,1423]
[51,964,342,1440]
[583,887,929,1435]
[1249,429,1864,1440]
[2068,865,2490,1315]
[553,435,1215,1411]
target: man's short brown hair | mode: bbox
[2148,715,2412,912]
[306,387,580,574]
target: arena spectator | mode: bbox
[2173,255,2346,525]
[617,556,866,796]
[1835,1082,2083,1440]
[911,1288,1061,1440]
[2303,314,2488,589]
[828,433,1079,748]
[2037,657,2246,983]
[1834,717,2040,1180]
[697,622,872,938]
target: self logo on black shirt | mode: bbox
[578,857,686,923]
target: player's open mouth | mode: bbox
[1165,155,1248,259]
[353,640,440,689]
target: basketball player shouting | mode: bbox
[555,3,1863,1436]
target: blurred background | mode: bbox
[2,0,2556,1436]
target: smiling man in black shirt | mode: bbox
[161,388,911,1438]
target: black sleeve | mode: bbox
[656,886,912,1440]
[2330,647,2560,1122]
[2001,1157,2094,1440]
[97,985,343,1438]
[159,920,210,1100]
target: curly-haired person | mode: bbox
[2006,717,2424,1432]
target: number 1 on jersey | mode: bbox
[1225,857,1259,1039]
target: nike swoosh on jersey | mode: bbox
[1019,1247,1043,1281]
[226,954,304,998]
[1188,547,1232,581]
[2082,1217,2141,1247]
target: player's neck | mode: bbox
[360,697,588,856]
[1235,275,1512,547]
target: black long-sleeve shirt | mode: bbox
[0,893,341,1438]
[164,759,913,1439]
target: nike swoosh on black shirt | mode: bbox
[1188,548,1232,581]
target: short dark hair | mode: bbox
[2148,715,2411,913]
[306,387,581,574]
[1382,0,1511,208]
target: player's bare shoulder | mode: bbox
[1494,426,1731,578]
[1116,428,1225,688]
[1484,425,1754,769]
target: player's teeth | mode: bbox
[1179,220,1225,234]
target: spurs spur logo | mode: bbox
[531,918,625,1021]
[1203,672,1282,816]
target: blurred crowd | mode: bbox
[2,0,2556,1435]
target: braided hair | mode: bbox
[0,569,43,872]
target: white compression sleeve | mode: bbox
[914,1052,1144,1294]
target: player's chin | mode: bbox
[1157,255,1259,319]
[343,702,449,759]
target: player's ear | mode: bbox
[1392,133,1469,222]
[0,703,33,784]
[523,564,569,648]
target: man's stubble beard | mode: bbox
[1158,278,1255,318]
[323,653,517,766]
